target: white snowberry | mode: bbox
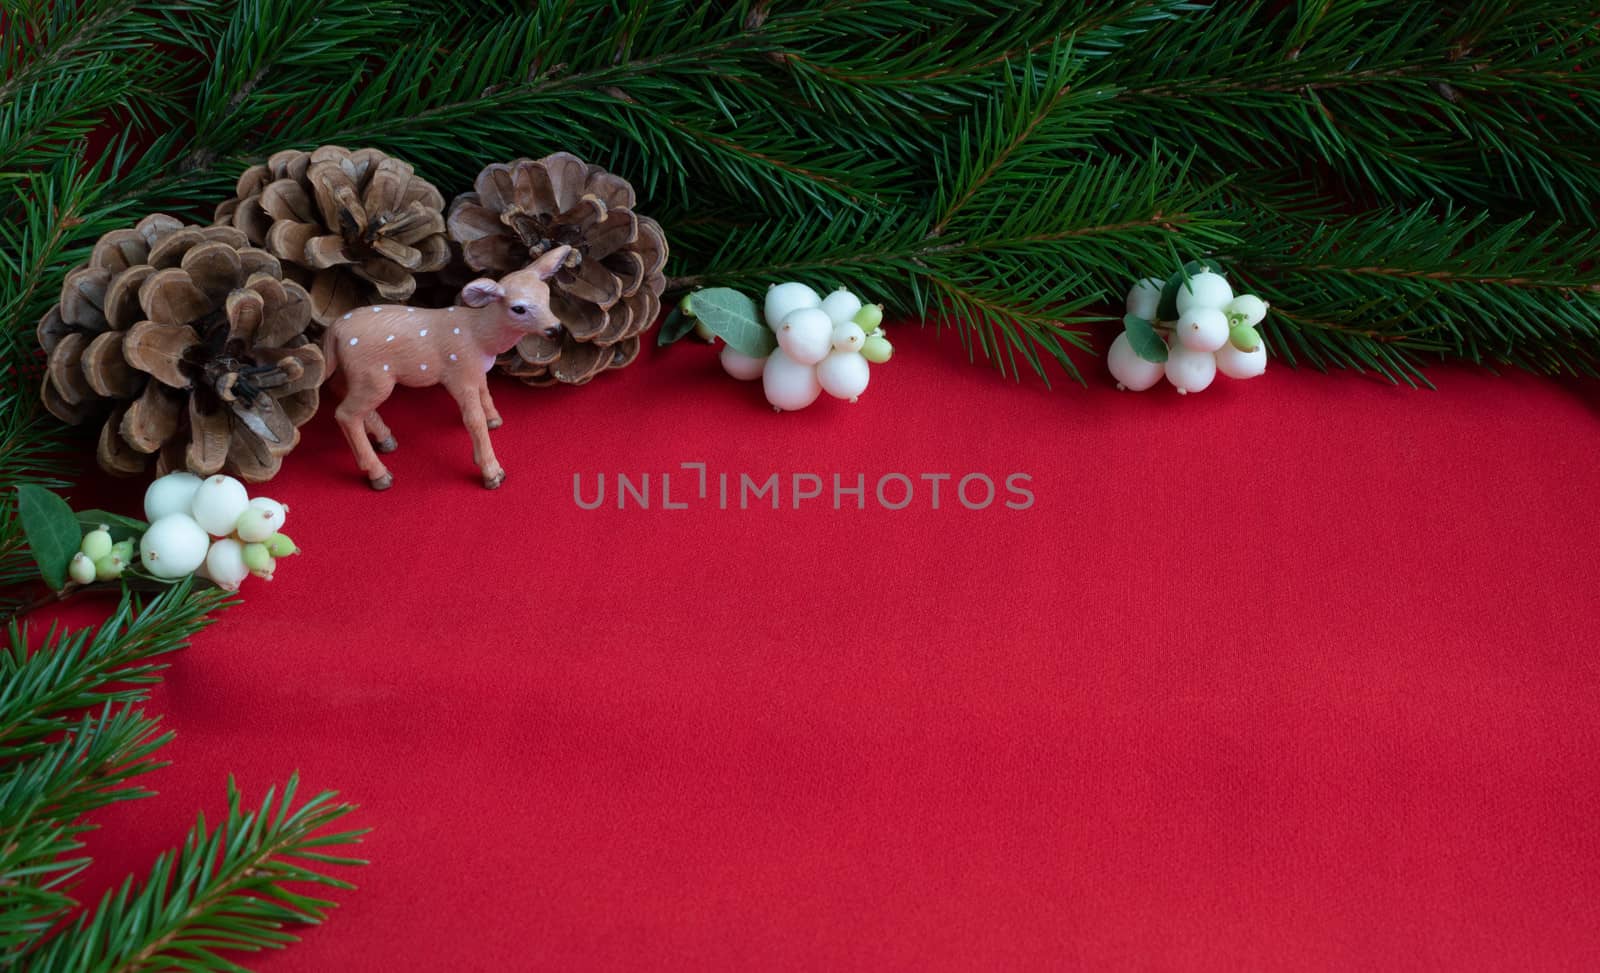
[1126,277,1164,321]
[204,538,249,590]
[719,344,767,381]
[762,347,822,410]
[68,552,97,585]
[140,513,210,578]
[1173,271,1234,314]
[1164,343,1218,394]
[143,472,203,523]
[189,475,250,537]
[1225,294,1268,327]
[830,322,866,352]
[816,350,870,401]
[1174,307,1229,352]
[248,496,288,525]
[776,307,833,365]
[763,282,821,329]
[1216,342,1268,380]
[1107,332,1165,391]
[819,288,863,327]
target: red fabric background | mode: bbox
[57,329,1600,969]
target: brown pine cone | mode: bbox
[38,214,324,481]
[214,146,450,325]
[447,152,666,386]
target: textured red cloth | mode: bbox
[66,331,1600,970]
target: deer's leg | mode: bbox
[479,385,502,430]
[336,391,394,490]
[364,410,397,452]
[449,379,504,489]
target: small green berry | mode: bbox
[1228,324,1261,353]
[679,292,695,315]
[234,507,276,543]
[265,532,299,558]
[111,539,135,563]
[80,526,112,560]
[93,554,124,582]
[861,334,894,364]
[241,542,276,579]
[68,552,97,585]
[852,303,884,332]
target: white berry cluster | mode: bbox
[1109,268,1270,395]
[720,283,894,411]
[138,473,299,591]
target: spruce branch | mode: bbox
[1229,206,1600,376]
[0,583,232,754]
[0,706,170,960]
[19,774,366,973]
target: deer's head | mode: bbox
[460,245,572,338]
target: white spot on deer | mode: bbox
[385,335,395,342]
[348,337,359,346]
[382,364,390,372]
[371,307,382,312]
[419,363,428,371]
[419,329,428,337]
[453,327,460,334]
[449,353,458,361]
[342,313,353,320]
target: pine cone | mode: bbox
[214,146,450,326]
[38,214,324,481]
[447,152,666,386]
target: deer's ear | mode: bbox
[530,245,572,281]
[460,279,504,307]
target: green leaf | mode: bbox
[681,287,775,358]
[1123,314,1168,363]
[76,511,148,543]
[16,485,82,592]
[656,304,695,346]
[1157,259,1227,321]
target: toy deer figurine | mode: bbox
[322,245,571,490]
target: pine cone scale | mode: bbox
[82,332,143,398]
[147,228,207,269]
[98,406,146,475]
[140,269,213,328]
[260,179,319,224]
[36,305,68,354]
[120,382,181,453]
[224,289,265,342]
[47,332,94,404]
[180,242,243,303]
[585,209,638,262]
[560,259,623,307]
[185,396,230,476]
[60,268,112,330]
[122,322,198,389]
[304,234,355,269]
[445,196,502,242]
[104,266,155,330]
